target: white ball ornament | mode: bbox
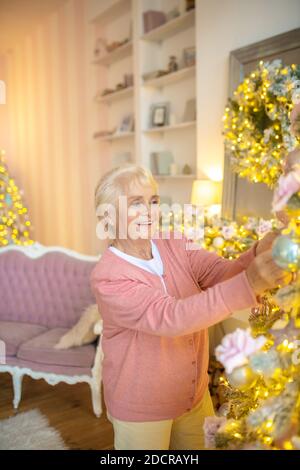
[212,236,225,249]
[272,234,300,272]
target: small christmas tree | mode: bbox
[0,149,33,246]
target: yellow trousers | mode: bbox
[106,388,215,450]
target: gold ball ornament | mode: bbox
[274,417,299,449]
[227,364,258,390]
[285,193,300,219]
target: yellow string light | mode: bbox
[223,61,300,187]
[0,149,33,246]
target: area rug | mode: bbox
[0,409,68,450]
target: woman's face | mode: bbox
[117,180,160,240]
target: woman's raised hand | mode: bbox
[245,249,291,295]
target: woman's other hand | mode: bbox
[255,230,281,256]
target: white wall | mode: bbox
[196,0,300,182]
[0,56,11,153]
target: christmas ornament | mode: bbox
[212,236,225,249]
[227,364,258,390]
[249,294,283,336]
[272,234,300,271]
[215,328,266,374]
[272,162,300,212]
[249,350,281,378]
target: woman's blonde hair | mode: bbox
[94,164,158,217]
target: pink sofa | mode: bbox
[0,243,103,417]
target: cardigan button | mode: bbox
[192,361,196,365]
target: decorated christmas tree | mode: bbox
[204,61,300,450]
[0,149,33,246]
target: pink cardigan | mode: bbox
[90,234,259,422]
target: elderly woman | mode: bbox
[90,165,287,450]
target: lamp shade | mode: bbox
[191,179,222,206]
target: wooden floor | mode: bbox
[0,372,114,449]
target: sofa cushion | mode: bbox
[0,321,47,356]
[17,328,96,368]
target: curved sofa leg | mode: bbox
[90,380,102,418]
[12,371,23,409]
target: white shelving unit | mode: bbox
[91,0,197,204]
[90,0,132,25]
[97,131,135,142]
[143,65,195,87]
[141,8,195,42]
[97,86,134,104]
[93,41,133,66]
[143,120,196,134]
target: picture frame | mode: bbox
[150,102,170,128]
[117,114,134,134]
[150,151,174,175]
[183,98,196,122]
[183,46,196,68]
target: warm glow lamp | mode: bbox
[191,179,222,207]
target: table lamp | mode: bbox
[191,179,222,215]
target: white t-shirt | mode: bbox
[109,240,166,292]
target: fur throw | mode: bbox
[55,304,102,349]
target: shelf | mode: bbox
[144,121,196,134]
[90,0,131,25]
[90,2,198,207]
[154,174,196,180]
[97,86,134,104]
[93,41,133,66]
[96,131,135,142]
[143,66,195,88]
[141,9,195,42]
